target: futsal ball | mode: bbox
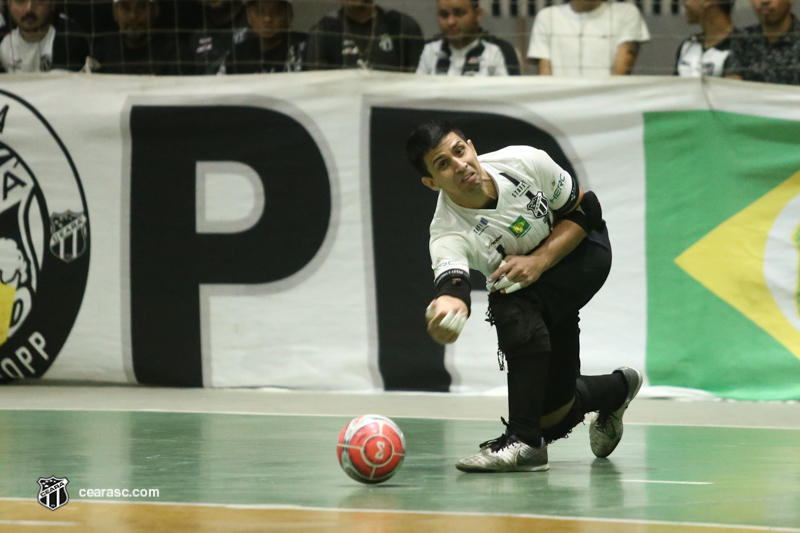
[337,414,405,484]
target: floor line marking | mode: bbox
[0,408,798,430]
[621,479,714,485]
[0,520,78,527]
[1,498,798,532]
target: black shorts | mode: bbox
[508,225,612,411]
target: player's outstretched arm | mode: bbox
[425,296,468,345]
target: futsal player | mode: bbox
[405,120,642,472]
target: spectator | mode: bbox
[527,0,650,76]
[304,0,423,72]
[417,0,519,76]
[92,0,183,75]
[724,0,800,84]
[187,0,249,74]
[676,0,738,77]
[221,0,305,73]
[0,0,89,72]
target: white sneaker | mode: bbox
[456,433,549,473]
[589,366,643,458]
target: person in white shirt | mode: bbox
[0,0,89,72]
[675,0,738,77]
[527,0,650,76]
[417,0,519,76]
[405,119,642,472]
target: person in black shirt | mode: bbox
[187,0,249,74]
[304,0,423,72]
[92,0,184,75]
[221,0,304,73]
[724,0,800,84]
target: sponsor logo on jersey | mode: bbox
[487,235,502,250]
[0,92,90,381]
[508,216,531,237]
[511,182,530,198]
[527,191,549,218]
[553,175,566,201]
[473,217,489,235]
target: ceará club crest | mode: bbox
[0,92,90,381]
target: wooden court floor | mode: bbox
[0,386,798,533]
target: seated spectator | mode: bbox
[417,0,519,76]
[676,0,738,76]
[304,0,423,72]
[0,0,89,72]
[221,0,305,73]
[92,0,184,75]
[724,0,800,84]
[187,0,249,74]
[527,0,650,76]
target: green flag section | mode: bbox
[645,111,800,400]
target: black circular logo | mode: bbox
[0,91,90,381]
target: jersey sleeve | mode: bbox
[515,146,579,214]
[527,9,552,60]
[615,4,650,46]
[430,233,471,286]
[416,42,436,74]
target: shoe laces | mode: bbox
[479,417,516,452]
[594,411,613,434]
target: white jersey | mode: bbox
[527,2,649,77]
[674,31,736,78]
[429,146,579,287]
[0,27,56,73]
[416,35,519,76]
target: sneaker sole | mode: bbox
[455,463,550,473]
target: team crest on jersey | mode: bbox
[527,191,549,218]
[0,91,90,382]
[378,34,394,52]
[508,216,531,237]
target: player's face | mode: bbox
[113,0,158,38]
[751,0,793,26]
[247,0,292,40]
[421,132,484,197]
[437,0,482,48]
[8,0,55,34]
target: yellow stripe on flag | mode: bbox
[675,171,800,361]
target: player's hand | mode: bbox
[488,256,547,293]
[425,296,468,345]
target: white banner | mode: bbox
[0,72,796,394]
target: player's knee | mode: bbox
[488,292,550,356]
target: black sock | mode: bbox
[576,373,628,414]
[505,343,550,447]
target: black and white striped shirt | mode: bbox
[417,34,520,76]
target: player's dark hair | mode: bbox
[405,120,468,177]
[717,0,734,15]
